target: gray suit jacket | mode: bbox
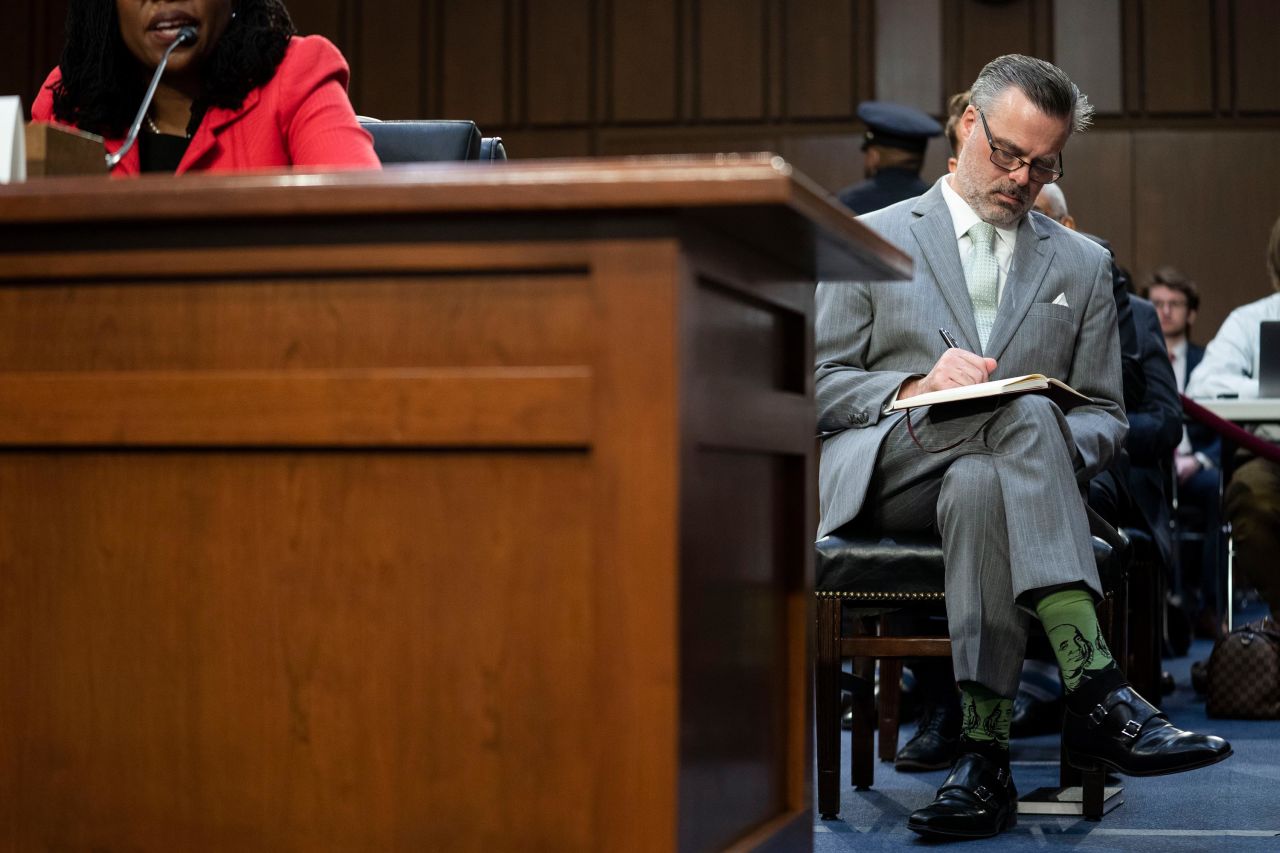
[815,180,1128,537]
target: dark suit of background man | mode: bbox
[815,54,1230,840]
[1141,268,1224,637]
[1031,186,1182,578]
[836,101,943,215]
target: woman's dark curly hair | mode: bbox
[51,0,296,137]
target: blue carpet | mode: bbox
[814,608,1280,851]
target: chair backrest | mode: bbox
[357,119,481,164]
[479,137,507,161]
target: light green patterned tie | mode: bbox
[965,221,1000,352]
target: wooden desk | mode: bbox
[0,157,909,852]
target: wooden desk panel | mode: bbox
[0,450,597,851]
[0,160,908,851]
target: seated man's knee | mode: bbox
[1000,393,1064,427]
[939,455,1000,520]
[985,394,1073,458]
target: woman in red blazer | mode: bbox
[31,0,380,175]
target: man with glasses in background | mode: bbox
[816,54,1231,839]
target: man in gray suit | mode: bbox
[816,55,1230,839]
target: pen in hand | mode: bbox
[902,328,994,399]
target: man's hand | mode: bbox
[899,349,998,400]
[1175,450,1202,484]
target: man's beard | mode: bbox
[953,156,1033,227]
[981,180,1032,227]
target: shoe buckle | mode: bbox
[974,785,993,803]
[1088,703,1109,727]
[1120,719,1143,739]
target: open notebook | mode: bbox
[890,373,1091,412]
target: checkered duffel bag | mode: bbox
[1206,616,1280,719]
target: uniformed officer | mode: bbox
[836,101,944,215]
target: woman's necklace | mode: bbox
[145,113,192,139]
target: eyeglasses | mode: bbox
[974,106,1064,184]
[1150,299,1189,310]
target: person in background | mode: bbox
[1186,214,1280,620]
[942,90,970,173]
[836,101,943,214]
[1035,186,1182,563]
[1143,267,1224,637]
[1147,268,1206,394]
[31,0,379,175]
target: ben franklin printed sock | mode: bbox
[957,681,1012,758]
[1035,588,1117,693]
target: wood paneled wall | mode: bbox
[5,0,1279,334]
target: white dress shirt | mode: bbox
[1170,338,1189,394]
[1186,291,1280,400]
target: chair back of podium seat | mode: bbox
[358,119,482,163]
[479,136,507,161]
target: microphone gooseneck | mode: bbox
[105,26,198,169]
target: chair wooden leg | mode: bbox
[815,597,842,819]
[876,612,904,764]
[877,657,902,763]
[850,618,876,790]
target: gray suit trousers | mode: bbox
[864,393,1101,697]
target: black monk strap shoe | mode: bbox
[895,700,960,772]
[1063,682,1232,776]
[906,752,1017,839]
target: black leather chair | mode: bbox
[357,119,483,163]
[814,519,1128,821]
[479,136,507,161]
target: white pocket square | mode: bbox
[1051,292,1069,307]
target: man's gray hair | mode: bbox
[969,54,1094,133]
[1037,183,1069,221]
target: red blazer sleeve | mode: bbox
[30,68,61,123]
[274,36,380,170]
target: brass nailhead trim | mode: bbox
[815,589,1114,602]
[815,590,945,601]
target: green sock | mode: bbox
[1036,588,1116,692]
[958,682,1012,749]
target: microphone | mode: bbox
[105,26,198,169]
